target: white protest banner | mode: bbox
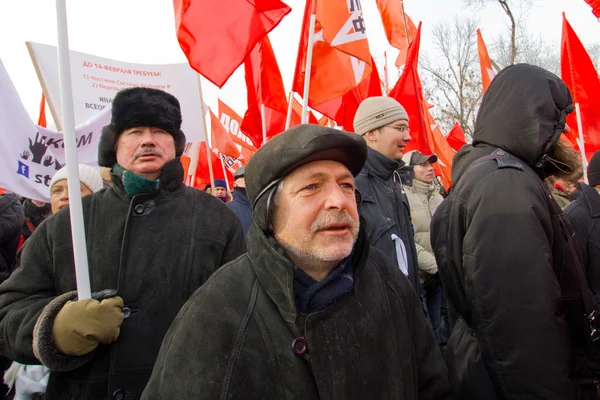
[27,41,206,142]
[0,59,108,202]
[37,105,111,167]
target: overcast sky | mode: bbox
[0,0,597,125]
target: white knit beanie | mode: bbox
[353,96,409,135]
[49,164,104,194]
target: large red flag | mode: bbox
[375,0,417,67]
[584,0,600,18]
[561,13,600,161]
[389,23,430,155]
[37,93,47,127]
[313,55,382,131]
[389,23,454,188]
[477,29,496,94]
[209,108,241,159]
[293,0,373,107]
[174,0,291,88]
[447,122,467,152]
[241,36,288,148]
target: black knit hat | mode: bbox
[97,87,186,167]
[588,151,600,186]
[245,124,367,231]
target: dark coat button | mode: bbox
[292,337,308,357]
[122,307,131,319]
[112,389,125,400]
[134,204,144,215]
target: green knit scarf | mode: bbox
[112,164,160,196]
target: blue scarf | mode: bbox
[294,258,354,314]
[269,237,355,314]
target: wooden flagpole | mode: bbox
[196,75,215,190]
[575,103,589,184]
[261,104,268,145]
[219,156,230,190]
[285,91,294,129]
[301,1,318,124]
[55,0,91,300]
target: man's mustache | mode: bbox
[311,211,357,233]
[133,147,164,160]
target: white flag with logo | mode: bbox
[0,59,107,202]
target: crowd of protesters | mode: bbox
[0,63,599,399]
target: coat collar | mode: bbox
[582,183,600,218]
[232,188,250,206]
[246,220,369,324]
[364,147,404,180]
[110,158,186,201]
[410,179,437,196]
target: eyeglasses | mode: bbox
[385,124,410,133]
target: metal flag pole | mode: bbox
[301,1,318,124]
[285,91,294,129]
[261,104,268,145]
[196,75,215,190]
[55,0,91,300]
[575,103,589,184]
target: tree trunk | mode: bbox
[498,0,517,64]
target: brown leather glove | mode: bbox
[52,296,124,356]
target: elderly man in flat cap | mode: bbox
[142,124,451,399]
[0,87,245,399]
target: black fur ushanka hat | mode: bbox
[98,87,186,167]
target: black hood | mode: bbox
[472,64,574,169]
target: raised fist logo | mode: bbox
[28,132,48,164]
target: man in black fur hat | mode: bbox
[0,87,245,399]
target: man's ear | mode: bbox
[364,129,378,143]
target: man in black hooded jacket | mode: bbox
[431,64,596,398]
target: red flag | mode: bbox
[313,55,382,131]
[241,36,288,148]
[584,0,600,18]
[318,116,335,127]
[38,93,47,127]
[561,13,600,161]
[425,110,455,190]
[447,122,467,152]
[389,23,430,155]
[209,108,241,159]
[477,29,496,94]
[293,0,373,107]
[375,0,417,68]
[218,99,256,151]
[194,142,233,188]
[389,23,454,188]
[174,0,291,88]
[290,97,318,127]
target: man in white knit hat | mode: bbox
[353,96,421,294]
[49,164,104,214]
